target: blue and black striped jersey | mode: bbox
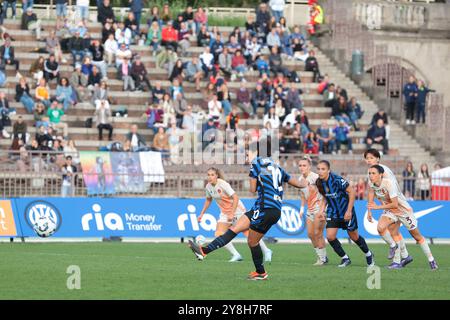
[318,172,354,219]
[249,157,291,211]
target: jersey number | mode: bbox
[268,165,283,201]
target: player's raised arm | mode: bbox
[288,177,308,189]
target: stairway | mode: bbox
[308,46,437,170]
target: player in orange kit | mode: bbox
[298,156,328,265]
[367,165,438,270]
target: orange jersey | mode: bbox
[300,172,323,213]
[370,178,412,216]
[205,179,246,217]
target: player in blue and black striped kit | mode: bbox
[316,160,375,267]
[188,140,307,280]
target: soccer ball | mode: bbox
[33,215,57,238]
[195,235,206,245]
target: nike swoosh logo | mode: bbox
[363,206,443,235]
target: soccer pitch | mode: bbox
[0,242,448,300]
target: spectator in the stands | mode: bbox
[403,75,418,125]
[256,2,271,35]
[266,28,281,52]
[0,38,19,73]
[194,7,208,32]
[102,33,118,66]
[323,83,337,108]
[417,163,431,200]
[255,55,270,76]
[231,49,247,80]
[95,100,113,141]
[156,45,178,77]
[226,106,240,131]
[235,80,253,117]
[125,11,140,43]
[21,7,42,41]
[217,83,232,116]
[269,0,285,23]
[197,23,211,48]
[115,42,133,68]
[347,96,363,121]
[61,155,77,197]
[251,83,269,117]
[131,55,152,91]
[46,30,66,64]
[119,57,135,91]
[93,80,110,109]
[169,59,185,83]
[366,118,389,154]
[269,45,288,77]
[208,94,222,124]
[68,31,85,66]
[89,40,108,81]
[303,131,319,155]
[305,50,320,82]
[126,124,148,152]
[416,80,434,124]
[144,103,164,132]
[161,20,178,51]
[34,103,49,128]
[285,82,303,112]
[152,127,170,160]
[177,22,191,56]
[218,47,232,78]
[263,107,280,130]
[70,63,88,102]
[16,77,35,113]
[88,65,102,90]
[151,81,166,105]
[97,0,115,25]
[146,21,162,54]
[129,0,143,33]
[403,161,416,198]
[56,77,75,111]
[199,46,215,78]
[35,78,51,108]
[43,54,60,83]
[77,0,90,24]
[2,0,17,19]
[30,56,45,84]
[174,92,188,128]
[115,21,132,46]
[296,108,311,137]
[185,56,203,92]
[316,120,335,154]
[333,119,353,154]
[47,101,69,138]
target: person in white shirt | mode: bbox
[115,21,132,46]
[115,43,132,68]
[263,107,280,129]
[208,94,222,121]
[282,108,300,128]
[269,0,285,23]
[367,164,438,270]
[199,47,214,78]
[104,33,118,66]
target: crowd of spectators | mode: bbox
[0,1,442,199]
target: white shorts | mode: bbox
[306,206,321,222]
[382,210,418,231]
[218,210,245,225]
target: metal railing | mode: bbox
[1,149,441,200]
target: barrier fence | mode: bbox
[0,150,447,199]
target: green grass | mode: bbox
[0,242,449,299]
[208,15,246,27]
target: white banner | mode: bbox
[139,152,165,183]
